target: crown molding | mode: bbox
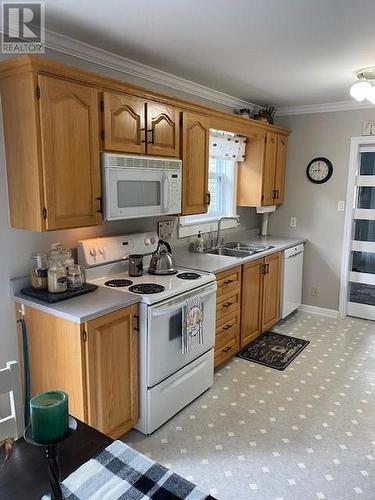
[44,29,260,113]
[277,99,375,116]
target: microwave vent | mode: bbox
[107,155,181,171]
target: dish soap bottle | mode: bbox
[194,231,204,253]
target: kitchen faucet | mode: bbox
[215,216,241,247]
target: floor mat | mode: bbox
[237,331,309,370]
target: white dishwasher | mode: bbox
[280,244,304,318]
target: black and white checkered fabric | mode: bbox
[46,440,211,499]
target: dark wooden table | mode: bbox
[0,419,112,499]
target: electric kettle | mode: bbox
[148,240,177,275]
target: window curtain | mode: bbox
[209,130,246,161]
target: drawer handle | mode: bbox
[223,301,233,308]
[222,324,233,331]
[223,279,234,285]
[222,346,232,353]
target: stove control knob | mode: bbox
[151,237,156,244]
[98,246,105,255]
[89,247,97,257]
[144,238,151,246]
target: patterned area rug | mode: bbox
[238,331,309,370]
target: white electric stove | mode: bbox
[78,232,217,434]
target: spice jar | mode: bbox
[30,253,48,290]
[48,264,67,293]
[67,264,84,290]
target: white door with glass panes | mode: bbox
[345,146,375,320]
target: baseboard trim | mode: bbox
[298,304,339,319]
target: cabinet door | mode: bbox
[85,306,138,438]
[181,112,210,215]
[274,135,288,205]
[103,91,146,154]
[241,259,263,347]
[262,132,277,206]
[262,252,281,332]
[38,76,101,229]
[146,102,179,157]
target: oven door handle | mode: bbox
[151,287,215,317]
[161,174,170,213]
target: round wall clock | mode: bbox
[306,157,333,184]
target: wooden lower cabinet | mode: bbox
[214,253,282,366]
[214,267,241,367]
[261,252,281,332]
[16,304,138,438]
[241,258,263,347]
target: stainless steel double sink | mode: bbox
[206,242,274,258]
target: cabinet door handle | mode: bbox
[141,127,146,144]
[272,189,277,199]
[261,264,267,275]
[266,263,270,274]
[223,301,233,308]
[222,324,233,331]
[96,196,103,214]
[223,279,234,285]
[222,346,232,352]
[205,192,211,206]
[147,128,154,144]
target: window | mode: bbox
[178,128,246,238]
[180,158,237,226]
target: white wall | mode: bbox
[0,49,258,370]
[269,109,375,311]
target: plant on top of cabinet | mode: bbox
[102,92,179,157]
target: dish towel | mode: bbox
[182,294,204,354]
[42,440,211,500]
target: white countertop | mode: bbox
[175,236,307,274]
[12,281,140,324]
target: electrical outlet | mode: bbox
[311,287,320,297]
[289,217,297,228]
[158,220,173,240]
[337,200,345,212]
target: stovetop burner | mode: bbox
[129,283,165,294]
[104,279,133,288]
[176,272,201,280]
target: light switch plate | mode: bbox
[158,220,173,240]
[337,200,345,212]
[289,217,297,228]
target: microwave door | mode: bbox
[106,168,163,220]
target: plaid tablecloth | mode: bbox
[43,440,211,499]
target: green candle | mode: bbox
[30,391,69,444]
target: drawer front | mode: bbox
[214,336,238,368]
[216,313,240,350]
[216,266,241,297]
[216,290,241,320]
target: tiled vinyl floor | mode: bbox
[124,312,375,499]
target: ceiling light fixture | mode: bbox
[350,67,375,103]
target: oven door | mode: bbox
[147,283,216,387]
[105,167,170,220]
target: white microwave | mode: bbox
[102,153,182,221]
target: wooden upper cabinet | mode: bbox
[261,252,281,332]
[85,305,138,438]
[146,102,179,156]
[274,135,288,204]
[102,92,179,157]
[262,132,277,205]
[39,76,102,230]
[181,111,210,215]
[237,132,288,207]
[103,92,146,154]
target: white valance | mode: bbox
[209,130,246,161]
